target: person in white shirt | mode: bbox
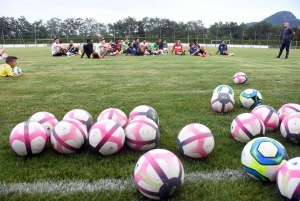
[51,38,64,56]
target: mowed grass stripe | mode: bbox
[0,169,247,195]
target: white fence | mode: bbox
[0,43,269,49]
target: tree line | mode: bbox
[0,16,299,44]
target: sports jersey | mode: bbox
[173,44,183,52]
[121,41,129,50]
[283,27,294,40]
[126,47,136,55]
[51,42,59,54]
[0,63,13,77]
[83,43,94,58]
[149,43,158,51]
[133,42,140,50]
[189,47,198,54]
[95,43,103,53]
[218,44,228,55]
[162,43,168,49]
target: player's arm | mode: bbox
[291,31,296,40]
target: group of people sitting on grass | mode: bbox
[51,36,234,59]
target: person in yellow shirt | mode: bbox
[0,56,22,77]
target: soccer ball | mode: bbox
[241,137,288,182]
[125,117,160,151]
[233,72,247,84]
[28,111,58,138]
[129,105,159,126]
[213,84,234,96]
[9,121,48,156]
[97,108,128,128]
[239,89,262,109]
[251,105,279,132]
[277,157,300,200]
[211,92,235,113]
[278,103,300,122]
[231,113,265,143]
[134,149,184,200]
[51,119,88,154]
[63,109,94,131]
[12,67,22,74]
[177,123,214,159]
[89,119,125,156]
[280,112,300,145]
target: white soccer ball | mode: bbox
[97,108,128,128]
[63,109,94,131]
[129,105,159,125]
[211,92,235,113]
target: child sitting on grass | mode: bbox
[0,56,22,77]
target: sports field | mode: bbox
[0,47,299,201]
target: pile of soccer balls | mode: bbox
[213,72,300,200]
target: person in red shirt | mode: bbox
[171,40,185,55]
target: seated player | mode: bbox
[125,43,137,56]
[0,56,22,77]
[68,40,81,55]
[113,40,121,53]
[122,38,130,53]
[162,40,169,54]
[149,42,163,55]
[94,39,109,59]
[51,38,65,56]
[81,38,94,59]
[171,40,185,55]
[58,40,69,56]
[189,43,207,57]
[133,38,150,56]
[216,40,234,56]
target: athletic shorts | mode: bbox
[53,52,62,56]
[199,49,205,54]
[136,51,144,56]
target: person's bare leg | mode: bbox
[0,49,5,54]
[200,46,207,54]
[101,50,107,58]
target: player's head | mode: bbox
[6,56,18,66]
[155,41,160,45]
[115,39,119,43]
[283,22,289,28]
[193,40,197,44]
[221,40,225,44]
[99,36,104,40]
[189,43,194,48]
[143,39,147,43]
[128,42,133,47]
[163,40,166,43]
[91,52,100,58]
[54,38,59,44]
[69,40,73,45]
[87,38,93,44]
[100,38,105,44]
[135,38,139,42]
[158,38,162,43]
[176,40,180,44]
[109,40,113,43]
[125,38,129,41]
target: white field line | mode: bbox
[0,169,248,195]
[213,56,300,72]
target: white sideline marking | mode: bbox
[213,56,300,72]
[0,169,247,195]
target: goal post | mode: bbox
[211,40,230,47]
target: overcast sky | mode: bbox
[1,0,300,27]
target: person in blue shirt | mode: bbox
[162,40,169,54]
[216,40,233,56]
[126,43,137,56]
[189,43,207,57]
[276,22,295,59]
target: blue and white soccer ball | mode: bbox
[213,85,234,97]
[239,89,262,109]
[12,67,22,74]
[241,137,288,182]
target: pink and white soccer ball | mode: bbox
[63,109,94,131]
[97,108,128,128]
[134,149,184,200]
[277,157,300,200]
[233,72,247,84]
[177,123,214,159]
[251,105,279,132]
[51,119,88,154]
[129,105,159,125]
[89,119,125,155]
[211,92,235,113]
[28,111,58,138]
[125,117,160,151]
[280,112,300,145]
[278,103,300,122]
[9,121,48,156]
[2,53,8,59]
[231,113,265,143]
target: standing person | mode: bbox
[0,56,22,77]
[51,38,64,56]
[81,38,94,59]
[171,40,185,55]
[216,40,234,56]
[276,22,295,59]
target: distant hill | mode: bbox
[246,11,300,27]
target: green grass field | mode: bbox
[0,47,299,201]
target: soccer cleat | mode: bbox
[285,56,288,59]
[276,56,280,58]
[229,53,234,56]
